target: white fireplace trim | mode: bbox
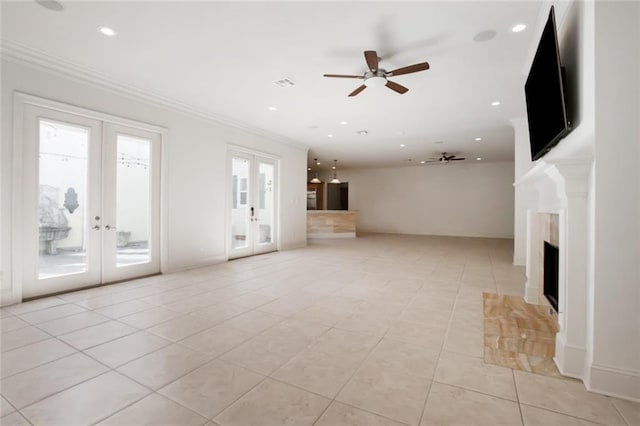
[555,333,587,379]
[515,158,593,383]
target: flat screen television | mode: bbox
[524,6,572,161]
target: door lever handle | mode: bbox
[92,225,101,230]
[105,225,116,230]
[250,207,255,217]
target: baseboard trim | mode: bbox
[164,255,228,274]
[308,232,356,239]
[0,290,21,307]
[524,284,540,304]
[586,363,640,402]
[554,335,586,380]
[513,256,526,266]
[279,241,307,251]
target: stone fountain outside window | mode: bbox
[39,185,71,254]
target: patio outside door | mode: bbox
[21,105,161,298]
[228,150,278,259]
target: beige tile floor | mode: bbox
[0,233,638,426]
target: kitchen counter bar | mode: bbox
[307,210,356,238]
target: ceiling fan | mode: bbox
[425,153,466,164]
[323,50,430,97]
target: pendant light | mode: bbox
[330,160,341,184]
[309,158,322,183]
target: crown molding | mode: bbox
[0,39,308,151]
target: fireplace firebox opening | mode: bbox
[544,241,559,312]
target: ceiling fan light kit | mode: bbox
[324,50,430,97]
[363,74,387,88]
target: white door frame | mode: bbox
[21,106,103,298]
[226,145,280,260]
[10,93,168,302]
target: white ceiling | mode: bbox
[2,1,544,170]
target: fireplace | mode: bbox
[544,241,559,312]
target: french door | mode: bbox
[228,150,278,259]
[21,105,161,298]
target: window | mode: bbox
[233,176,248,209]
[239,178,247,205]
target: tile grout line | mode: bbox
[1,410,34,425]
[15,369,152,423]
[416,274,461,426]
[87,389,207,426]
[2,237,535,425]
[5,301,238,418]
[263,323,388,425]
[11,325,164,401]
[320,294,421,425]
[609,399,632,426]
[143,315,339,421]
[518,402,614,425]
[512,369,526,425]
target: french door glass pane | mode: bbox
[116,135,151,266]
[257,162,274,245]
[231,157,250,249]
[38,120,89,279]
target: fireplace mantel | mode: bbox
[514,158,593,381]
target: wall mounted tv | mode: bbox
[525,6,572,161]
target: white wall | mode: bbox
[515,0,640,400]
[319,162,514,239]
[1,58,308,303]
[591,0,640,399]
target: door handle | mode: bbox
[250,207,254,217]
[105,225,116,230]
[92,225,101,230]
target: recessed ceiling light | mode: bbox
[473,30,497,42]
[307,167,311,171]
[475,137,482,141]
[420,160,426,164]
[332,166,336,170]
[357,130,368,135]
[491,101,501,106]
[476,157,482,161]
[316,161,321,165]
[35,0,64,11]
[98,26,116,37]
[268,106,277,111]
[327,134,333,138]
[512,24,527,33]
[340,121,348,125]
[400,144,406,148]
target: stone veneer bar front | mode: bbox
[307,210,356,238]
